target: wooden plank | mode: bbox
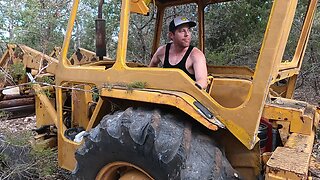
[266,132,315,180]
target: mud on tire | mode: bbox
[73,107,239,179]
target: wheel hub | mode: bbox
[96,161,153,180]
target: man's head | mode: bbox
[169,16,196,48]
[169,16,196,33]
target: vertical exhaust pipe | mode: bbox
[96,0,106,60]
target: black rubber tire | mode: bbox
[73,107,239,180]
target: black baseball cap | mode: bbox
[169,16,196,32]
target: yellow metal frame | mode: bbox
[277,0,317,71]
[54,0,319,155]
[1,0,314,177]
[269,0,318,98]
[0,44,58,74]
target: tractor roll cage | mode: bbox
[56,0,318,150]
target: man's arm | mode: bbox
[192,48,208,89]
[148,46,165,67]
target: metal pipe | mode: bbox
[98,0,104,19]
[96,0,106,59]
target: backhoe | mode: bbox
[0,0,319,179]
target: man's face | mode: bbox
[170,24,192,48]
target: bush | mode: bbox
[8,62,25,83]
[0,130,65,179]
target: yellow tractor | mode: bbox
[0,0,319,179]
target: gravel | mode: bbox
[0,116,36,133]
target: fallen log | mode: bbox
[3,93,35,100]
[0,104,35,119]
[0,97,35,109]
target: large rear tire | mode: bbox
[73,107,239,179]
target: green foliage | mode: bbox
[126,81,147,92]
[283,0,309,61]
[30,147,57,177]
[127,4,157,64]
[38,89,53,98]
[37,76,54,85]
[2,130,32,147]
[0,130,60,178]
[102,81,147,92]
[91,86,100,102]
[206,48,235,66]
[31,76,53,98]
[75,0,121,58]
[0,0,69,54]
[0,0,316,67]
[31,76,55,98]
[204,0,272,67]
[8,62,25,82]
